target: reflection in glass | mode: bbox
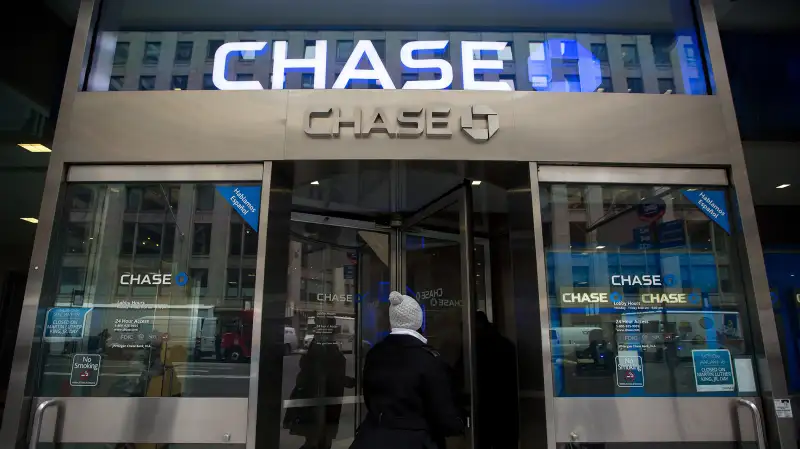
[174,41,193,64]
[143,41,161,65]
[268,161,540,449]
[89,6,709,95]
[113,42,129,66]
[39,182,261,398]
[541,184,754,397]
[280,221,387,449]
[171,75,189,90]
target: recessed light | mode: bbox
[20,217,39,224]
[776,184,791,189]
[310,181,320,185]
[471,180,482,186]
[596,245,606,249]
[18,144,51,153]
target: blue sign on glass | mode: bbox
[692,349,735,392]
[637,197,666,222]
[615,354,644,387]
[681,190,731,234]
[658,219,686,248]
[632,226,653,249]
[44,307,92,341]
[216,186,261,231]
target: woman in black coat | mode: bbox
[350,291,465,449]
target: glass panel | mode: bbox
[405,220,470,449]
[262,161,541,449]
[36,182,262,398]
[88,0,709,94]
[174,41,193,64]
[541,183,756,397]
[406,231,465,368]
[279,221,390,449]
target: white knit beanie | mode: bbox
[388,291,423,331]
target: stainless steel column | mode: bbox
[697,1,797,448]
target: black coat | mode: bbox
[350,334,465,449]
[475,327,519,449]
[283,340,354,440]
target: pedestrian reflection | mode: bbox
[575,328,614,375]
[106,330,183,397]
[474,312,519,449]
[284,320,356,449]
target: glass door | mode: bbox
[399,181,479,449]
[17,164,268,448]
[534,165,769,448]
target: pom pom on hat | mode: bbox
[389,291,405,306]
[388,291,423,331]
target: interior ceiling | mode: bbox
[714,0,800,31]
[46,0,798,31]
[743,142,800,206]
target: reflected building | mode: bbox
[92,31,703,94]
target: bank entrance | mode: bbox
[13,161,770,449]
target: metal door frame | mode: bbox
[530,163,781,448]
[2,163,272,448]
[396,182,480,449]
[288,205,492,442]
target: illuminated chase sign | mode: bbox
[558,288,703,308]
[213,40,515,91]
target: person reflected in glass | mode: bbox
[474,311,519,449]
[284,315,355,449]
[350,291,465,449]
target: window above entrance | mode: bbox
[85,0,711,95]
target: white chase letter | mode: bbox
[213,41,268,90]
[333,40,396,89]
[461,41,513,91]
[400,40,453,90]
[272,40,328,89]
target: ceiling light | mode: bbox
[596,245,606,249]
[20,217,39,224]
[471,180,482,186]
[310,181,320,185]
[777,184,790,189]
[18,144,51,153]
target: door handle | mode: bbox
[736,398,767,449]
[29,399,59,449]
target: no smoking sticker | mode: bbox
[70,354,101,387]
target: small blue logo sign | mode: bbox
[175,272,189,287]
[688,292,702,305]
[664,274,676,287]
[610,291,623,304]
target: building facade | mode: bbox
[0,1,794,449]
